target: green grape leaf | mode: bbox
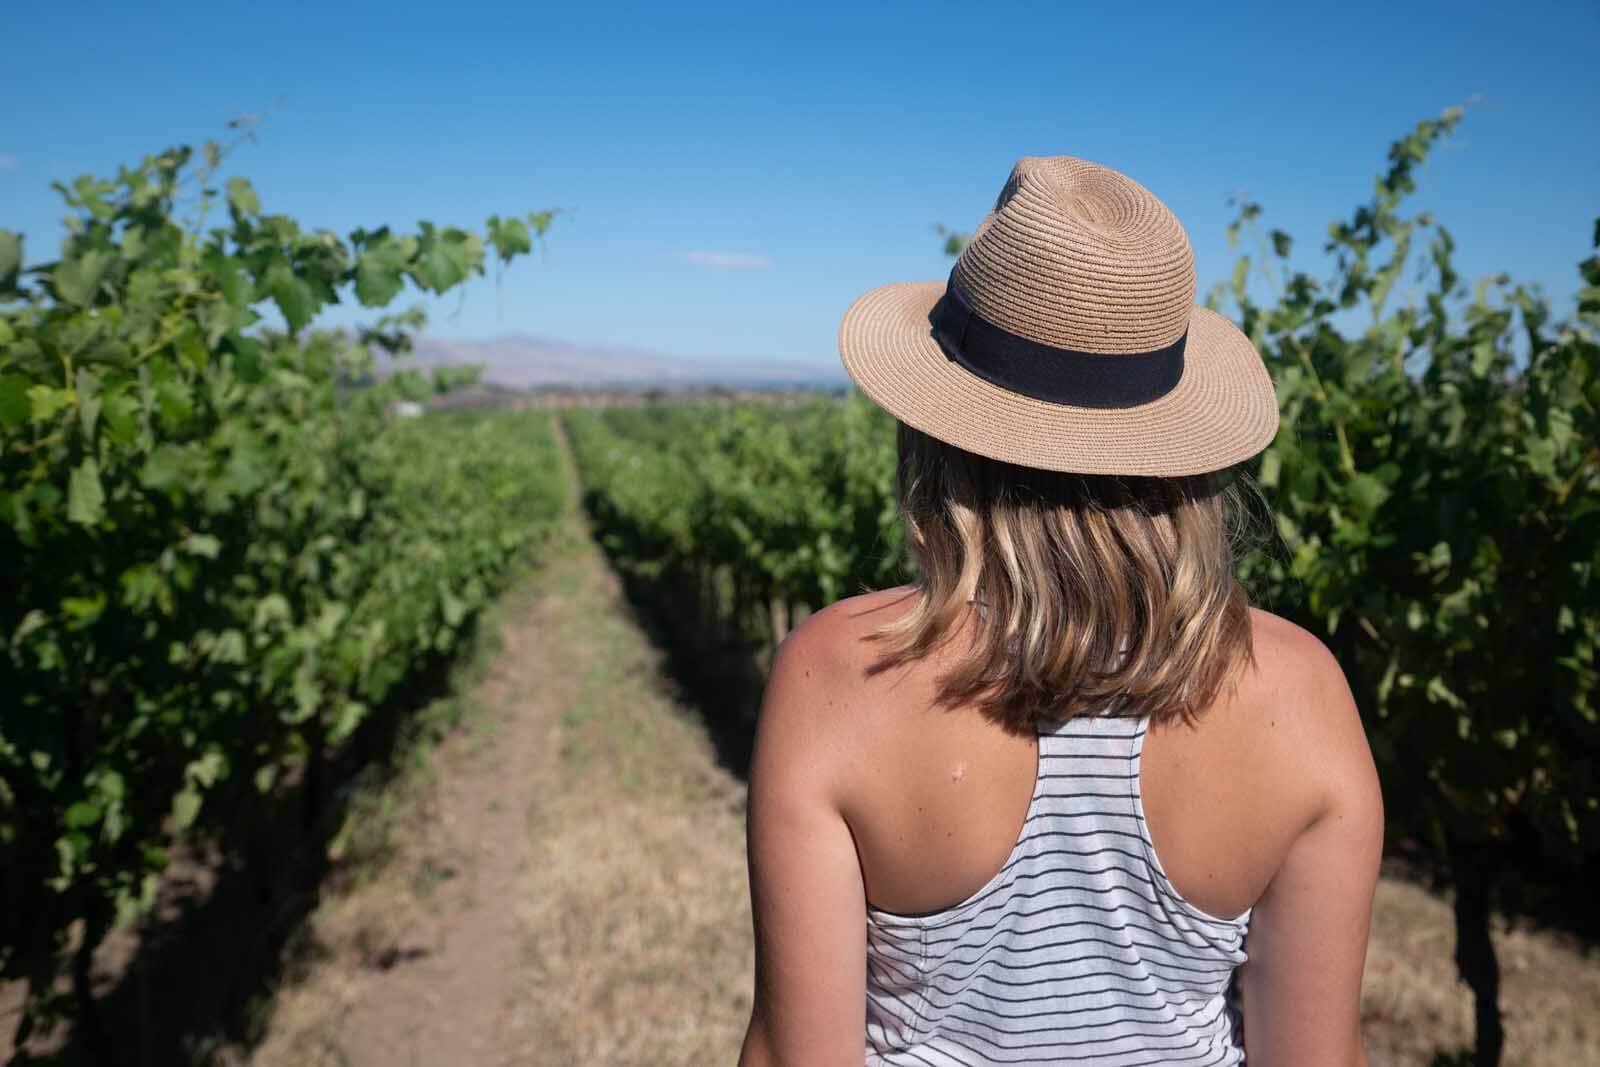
[0,373,31,429]
[28,384,74,423]
[186,750,227,788]
[211,629,246,664]
[328,701,367,746]
[226,176,261,218]
[356,239,409,307]
[266,263,316,334]
[54,249,115,306]
[154,379,194,426]
[180,533,222,558]
[171,788,202,831]
[67,457,105,526]
[98,390,137,444]
[61,593,106,628]
[1345,472,1390,518]
[488,216,532,260]
[416,230,479,293]
[140,444,189,493]
[203,247,251,308]
[63,801,102,829]
[1259,449,1282,488]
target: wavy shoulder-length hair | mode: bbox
[869,422,1259,731]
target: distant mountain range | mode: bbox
[394,334,849,390]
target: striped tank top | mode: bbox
[864,712,1250,1066]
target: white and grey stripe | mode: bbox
[865,714,1250,1066]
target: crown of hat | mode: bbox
[949,157,1197,356]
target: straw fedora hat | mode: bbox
[839,156,1279,477]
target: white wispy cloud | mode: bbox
[0,155,18,171]
[683,250,771,270]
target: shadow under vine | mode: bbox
[586,526,766,782]
[8,622,480,1067]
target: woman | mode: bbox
[739,157,1382,1066]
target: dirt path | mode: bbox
[246,425,1600,1067]
[248,435,752,1066]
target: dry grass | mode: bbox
[501,535,753,1064]
[1362,877,1600,1065]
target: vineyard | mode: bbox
[564,395,904,647]
[0,142,564,1050]
[2,109,1598,1066]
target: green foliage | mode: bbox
[0,141,563,1039]
[1215,111,1598,1061]
[932,223,968,258]
[564,395,906,644]
[1222,110,1600,882]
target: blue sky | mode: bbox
[3,0,1597,371]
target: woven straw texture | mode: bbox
[839,157,1279,476]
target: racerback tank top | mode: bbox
[864,712,1251,1066]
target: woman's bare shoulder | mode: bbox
[1242,606,1337,678]
[761,588,917,728]
[1234,607,1378,820]
[750,587,923,806]
[773,585,922,677]
[1241,608,1357,718]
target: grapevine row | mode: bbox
[0,143,563,1044]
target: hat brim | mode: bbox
[839,281,1280,477]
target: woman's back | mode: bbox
[740,589,1381,1066]
[829,589,1328,936]
[864,711,1249,1066]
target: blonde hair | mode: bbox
[870,423,1258,731]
